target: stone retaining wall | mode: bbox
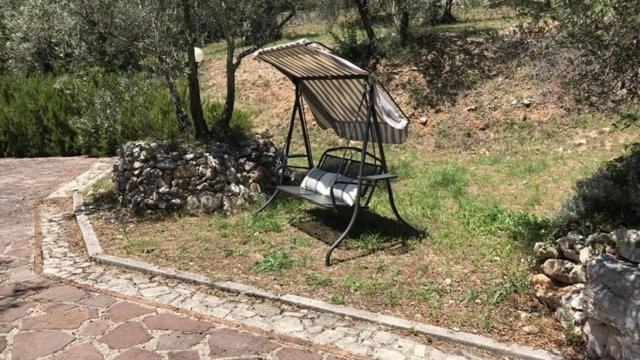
[113,137,279,212]
[532,229,640,359]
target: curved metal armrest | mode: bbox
[359,173,397,182]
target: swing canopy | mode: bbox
[254,39,409,144]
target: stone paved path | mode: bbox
[0,158,349,360]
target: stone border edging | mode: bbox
[73,193,562,360]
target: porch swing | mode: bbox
[254,39,420,266]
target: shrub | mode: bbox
[59,68,181,156]
[0,70,256,157]
[0,74,79,157]
[561,144,640,233]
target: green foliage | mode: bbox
[59,68,181,156]
[0,70,256,157]
[306,273,332,287]
[126,237,161,255]
[252,250,294,273]
[203,102,253,139]
[0,74,79,157]
[330,21,371,66]
[561,144,640,233]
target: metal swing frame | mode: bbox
[256,75,420,266]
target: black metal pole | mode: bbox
[255,83,301,214]
[325,80,373,266]
[370,80,422,237]
[297,94,314,169]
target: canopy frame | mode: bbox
[255,72,420,266]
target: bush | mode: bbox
[330,21,372,67]
[0,74,79,157]
[59,69,181,156]
[561,144,640,233]
[0,70,255,157]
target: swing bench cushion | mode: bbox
[300,168,359,206]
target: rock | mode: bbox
[556,233,583,262]
[419,116,428,125]
[579,246,595,264]
[534,242,559,261]
[530,273,569,309]
[466,105,478,112]
[613,229,640,263]
[157,159,177,170]
[569,264,587,283]
[541,259,576,284]
[522,99,534,108]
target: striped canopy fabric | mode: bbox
[254,39,409,144]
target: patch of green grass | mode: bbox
[353,232,385,251]
[239,212,283,235]
[125,237,161,255]
[330,292,346,305]
[306,273,332,287]
[344,275,379,294]
[252,250,293,273]
[411,281,441,302]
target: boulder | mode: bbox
[534,242,559,261]
[613,229,640,263]
[541,259,575,284]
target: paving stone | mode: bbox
[81,295,117,308]
[0,336,6,352]
[100,322,152,349]
[50,342,103,360]
[156,333,204,350]
[276,347,323,360]
[30,284,88,302]
[374,348,406,360]
[21,306,96,330]
[168,350,201,360]
[273,316,304,333]
[0,302,35,322]
[106,301,154,322]
[114,348,162,360]
[143,313,212,332]
[208,328,278,358]
[11,330,74,360]
[325,355,349,360]
[80,319,112,336]
[44,303,77,312]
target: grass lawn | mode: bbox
[86,10,640,356]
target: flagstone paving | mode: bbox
[0,157,482,360]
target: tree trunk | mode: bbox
[440,0,455,24]
[159,59,190,134]
[214,36,236,140]
[399,9,409,46]
[353,0,378,69]
[182,0,209,141]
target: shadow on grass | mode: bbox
[292,207,422,263]
[559,142,640,234]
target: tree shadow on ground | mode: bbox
[292,207,421,262]
[559,142,640,234]
[388,27,530,109]
[0,281,49,315]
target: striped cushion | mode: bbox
[300,168,358,206]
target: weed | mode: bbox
[240,212,283,235]
[125,237,160,255]
[306,273,332,287]
[252,250,293,273]
[330,292,346,305]
[344,275,378,294]
[411,281,441,302]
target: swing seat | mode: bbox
[277,147,396,209]
[253,39,420,266]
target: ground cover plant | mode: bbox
[80,5,640,358]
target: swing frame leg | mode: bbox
[325,204,360,266]
[254,189,280,214]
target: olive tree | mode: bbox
[211,0,296,139]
